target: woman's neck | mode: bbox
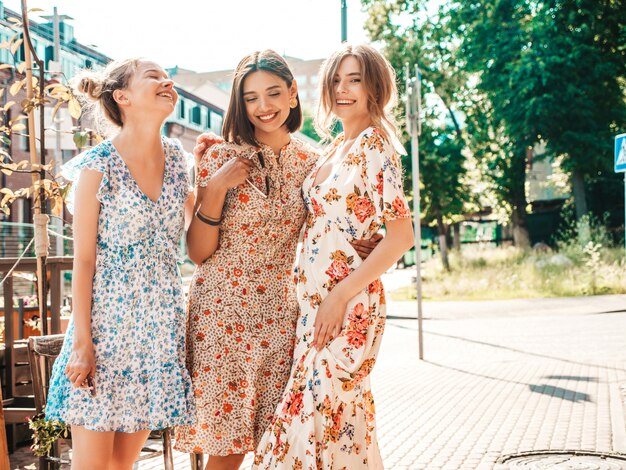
[255,126,291,156]
[113,119,163,162]
[341,115,374,141]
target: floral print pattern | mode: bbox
[254,127,411,469]
[45,137,196,432]
[174,138,318,456]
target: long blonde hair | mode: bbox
[315,43,399,142]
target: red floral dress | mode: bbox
[175,138,318,456]
[254,127,411,469]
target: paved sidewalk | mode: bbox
[9,296,626,469]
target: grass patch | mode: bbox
[391,245,626,301]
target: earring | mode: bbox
[289,97,298,109]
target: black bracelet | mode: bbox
[195,209,221,226]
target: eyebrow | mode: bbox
[334,72,362,78]
[243,85,282,96]
[144,69,167,77]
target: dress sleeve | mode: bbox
[361,128,411,225]
[60,143,111,214]
[166,137,193,194]
[196,144,229,188]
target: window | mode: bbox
[45,45,54,69]
[16,33,25,62]
[191,106,202,125]
[178,99,186,119]
[206,110,211,129]
[211,113,223,135]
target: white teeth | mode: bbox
[259,113,277,121]
[337,100,355,104]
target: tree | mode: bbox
[448,0,625,225]
[418,116,471,269]
[0,2,86,338]
[362,0,497,261]
[526,0,626,221]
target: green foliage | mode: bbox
[362,0,626,238]
[418,117,471,225]
[362,0,473,228]
[27,411,70,457]
[300,112,322,142]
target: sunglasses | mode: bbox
[245,152,271,199]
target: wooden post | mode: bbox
[50,262,61,334]
[0,384,10,470]
[20,0,49,335]
[2,276,14,399]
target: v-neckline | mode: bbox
[311,126,371,188]
[109,138,168,204]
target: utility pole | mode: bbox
[405,63,424,360]
[341,0,347,43]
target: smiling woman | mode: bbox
[44,58,195,470]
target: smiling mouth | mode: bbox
[258,112,278,122]
[157,92,174,101]
[336,99,356,106]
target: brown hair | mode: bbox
[73,58,140,134]
[222,50,302,146]
[315,44,398,141]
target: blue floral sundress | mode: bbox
[46,136,195,432]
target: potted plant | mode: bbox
[27,409,70,457]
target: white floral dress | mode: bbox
[46,137,196,432]
[254,127,411,469]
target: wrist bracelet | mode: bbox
[195,209,221,226]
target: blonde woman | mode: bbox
[46,59,195,469]
[255,44,414,469]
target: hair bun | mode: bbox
[77,76,104,100]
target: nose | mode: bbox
[335,79,347,94]
[162,78,174,88]
[257,96,271,111]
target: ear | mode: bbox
[289,79,298,99]
[112,89,130,106]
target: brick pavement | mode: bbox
[9,298,626,469]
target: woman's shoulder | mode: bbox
[359,126,391,148]
[61,140,112,180]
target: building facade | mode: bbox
[171,56,326,114]
[0,2,225,230]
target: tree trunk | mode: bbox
[452,223,461,251]
[436,215,450,271]
[511,205,531,248]
[509,148,531,249]
[571,170,588,220]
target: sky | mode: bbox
[4,0,371,72]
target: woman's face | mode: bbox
[331,55,369,123]
[242,70,296,137]
[120,60,178,119]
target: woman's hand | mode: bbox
[312,289,348,351]
[350,232,384,260]
[65,340,96,391]
[193,132,225,166]
[209,157,253,192]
